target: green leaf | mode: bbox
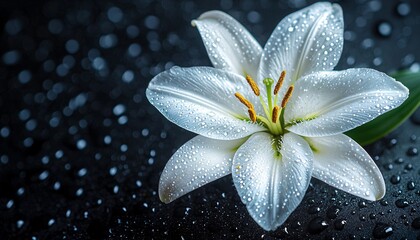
[346,70,420,146]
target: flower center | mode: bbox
[234,71,294,136]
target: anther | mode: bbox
[274,70,286,95]
[271,106,280,123]
[281,85,294,108]
[234,92,254,109]
[248,108,257,123]
[245,74,260,96]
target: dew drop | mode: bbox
[407,181,415,190]
[395,199,409,208]
[390,175,401,184]
[396,3,411,17]
[358,201,367,208]
[17,220,24,229]
[377,21,392,37]
[406,147,418,156]
[307,206,321,214]
[307,217,328,234]
[333,219,346,230]
[373,223,393,239]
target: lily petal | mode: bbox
[147,66,265,140]
[285,68,409,137]
[159,135,245,203]
[306,134,385,201]
[232,132,313,231]
[192,11,262,78]
[259,2,343,98]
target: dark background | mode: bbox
[0,0,419,239]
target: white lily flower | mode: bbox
[146,2,409,231]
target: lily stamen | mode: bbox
[248,108,257,122]
[245,74,260,96]
[274,70,286,95]
[234,92,254,109]
[281,85,294,108]
[271,106,280,123]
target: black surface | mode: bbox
[0,0,419,239]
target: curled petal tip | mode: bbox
[158,187,172,204]
[375,187,386,201]
[191,19,197,27]
[159,196,171,204]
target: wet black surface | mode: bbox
[0,0,419,239]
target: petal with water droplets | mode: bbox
[159,135,245,203]
[307,134,385,201]
[259,2,343,99]
[232,132,313,231]
[147,66,265,140]
[192,11,262,78]
[285,68,409,137]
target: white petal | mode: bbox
[285,68,409,137]
[159,135,245,203]
[307,134,385,201]
[259,2,343,98]
[147,66,265,140]
[192,11,262,78]
[232,132,313,231]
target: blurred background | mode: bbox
[0,0,419,239]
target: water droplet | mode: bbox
[395,199,409,208]
[386,139,398,148]
[373,223,393,238]
[39,171,49,181]
[333,219,346,230]
[76,139,87,150]
[122,70,134,83]
[0,127,10,138]
[358,201,367,208]
[77,168,87,177]
[65,39,79,54]
[18,70,32,84]
[107,7,123,23]
[144,15,160,29]
[2,50,20,65]
[307,206,321,214]
[307,217,328,234]
[396,3,411,17]
[6,200,14,209]
[394,157,404,164]
[407,181,415,190]
[377,21,392,37]
[390,175,401,184]
[109,167,117,176]
[16,220,24,229]
[247,11,260,23]
[103,34,119,50]
[113,104,126,116]
[406,147,418,156]
[48,219,55,226]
